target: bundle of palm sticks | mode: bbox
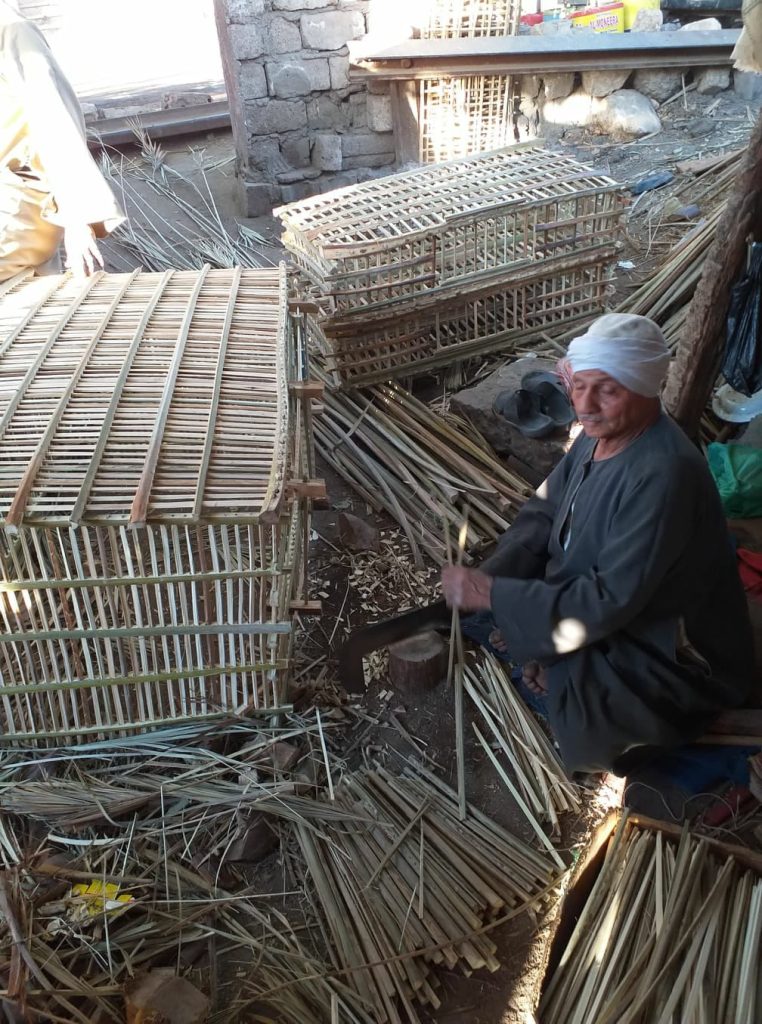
[540,813,762,1024]
[313,378,534,566]
[293,764,566,1024]
[464,653,580,861]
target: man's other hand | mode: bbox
[522,660,548,695]
[64,224,104,277]
[441,566,492,612]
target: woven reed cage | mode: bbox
[0,264,316,745]
[276,145,625,388]
[417,0,520,38]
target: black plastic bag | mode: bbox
[722,242,762,397]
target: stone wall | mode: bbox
[214,0,397,214]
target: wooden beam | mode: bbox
[287,479,327,500]
[288,299,321,315]
[288,380,325,399]
[289,599,323,615]
[389,80,420,164]
[663,110,762,436]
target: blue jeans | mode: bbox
[460,610,549,718]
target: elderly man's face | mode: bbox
[571,370,656,440]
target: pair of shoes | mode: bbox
[492,370,574,439]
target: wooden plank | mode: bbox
[129,265,210,528]
[287,479,327,499]
[288,380,325,399]
[389,80,421,164]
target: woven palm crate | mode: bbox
[311,251,616,387]
[277,146,624,386]
[419,74,517,164]
[0,264,316,745]
[417,0,520,37]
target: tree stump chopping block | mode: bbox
[388,631,448,692]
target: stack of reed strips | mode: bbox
[418,0,520,38]
[540,816,762,1024]
[0,265,314,744]
[295,766,563,1024]
[419,74,517,163]
[277,146,624,387]
[313,379,534,565]
[465,653,580,849]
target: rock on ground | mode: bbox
[695,66,731,94]
[593,89,662,138]
[679,17,722,30]
[631,7,663,31]
[582,69,631,98]
[543,88,596,127]
[632,67,684,102]
[543,72,576,101]
[338,511,380,552]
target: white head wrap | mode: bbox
[566,313,670,397]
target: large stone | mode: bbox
[450,357,569,482]
[277,166,321,183]
[240,61,268,100]
[581,69,631,98]
[542,88,596,127]
[319,169,361,190]
[367,92,392,131]
[679,17,722,30]
[594,89,661,138]
[226,0,265,22]
[246,98,308,134]
[329,55,351,89]
[274,0,325,8]
[312,133,343,171]
[280,180,319,202]
[343,151,395,169]
[734,70,762,100]
[281,137,311,167]
[243,181,278,217]
[520,74,542,100]
[307,94,351,129]
[266,16,302,54]
[632,68,684,102]
[695,66,731,94]
[341,132,396,156]
[338,512,380,552]
[267,58,330,97]
[543,72,576,101]
[631,7,662,31]
[349,91,368,127]
[230,22,264,59]
[301,10,365,51]
[248,136,282,173]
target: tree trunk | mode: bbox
[663,110,762,437]
[388,631,447,692]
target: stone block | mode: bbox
[226,0,265,22]
[274,0,326,7]
[349,92,367,127]
[244,181,278,217]
[631,7,662,30]
[734,70,762,101]
[632,68,683,103]
[282,137,311,167]
[248,136,284,173]
[268,63,310,97]
[240,61,268,100]
[80,101,98,122]
[301,10,365,50]
[341,131,394,156]
[312,133,343,171]
[450,357,568,482]
[320,169,361,190]
[230,22,264,60]
[695,66,731,95]
[594,89,661,138]
[307,94,351,129]
[679,17,722,29]
[280,180,320,203]
[342,151,395,169]
[246,98,308,135]
[581,70,631,98]
[277,166,322,183]
[367,92,392,131]
[543,72,575,101]
[520,74,542,101]
[265,16,302,54]
[329,55,351,89]
[542,88,596,127]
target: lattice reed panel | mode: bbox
[417,0,520,37]
[419,76,517,164]
[314,256,615,388]
[276,146,623,319]
[0,264,311,744]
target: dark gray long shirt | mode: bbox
[484,413,754,772]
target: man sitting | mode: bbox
[442,313,754,774]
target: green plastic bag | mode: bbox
[707,442,762,518]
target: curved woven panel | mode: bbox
[417,0,520,38]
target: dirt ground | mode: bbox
[100,88,762,1023]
